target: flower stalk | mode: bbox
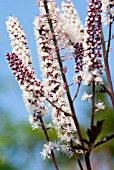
[43,0,84,149]
[90,80,95,130]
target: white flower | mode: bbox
[28,114,39,130]
[40,142,52,160]
[101,0,114,25]
[94,76,103,84]
[82,71,93,85]
[61,0,84,43]
[40,141,60,160]
[95,102,105,112]
[81,91,92,102]
[61,144,73,158]
[73,75,79,84]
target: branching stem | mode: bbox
[36,88,72,116]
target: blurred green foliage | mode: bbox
[0,80,114,170]
[0,108,77,170]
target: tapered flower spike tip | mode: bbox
[6,16,33,71]
[82,0,103,86]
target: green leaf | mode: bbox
[73,145,88,151]
[94,133,114,148]
[82,139,91,146]
[87,120,104,145]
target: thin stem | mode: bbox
[101,27,114,108]
[105,36,114,43]
[39,116,49,141]
[106,14,112,59]
[36,88,72,117]
[43,0,84,148]
[39,116,59,170]
[104,58,114,108]
[45,96,72,117]
[68,82,75,87]
[90,80,95,129]
[70,140,84,170]
[85,152,92,170]
[77,158,84,170]
[73,82,81,102]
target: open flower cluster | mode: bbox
[101,0,114,25]
[34,13,76,143]
[41,142,60,160]
[61,0,84,44]
[6,53,48,129]
[6,16,48,130]
[83,0,103,85]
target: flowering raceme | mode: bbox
[6,52,48,129]
[6,16,48,130]
[34,11,76,144]
[82,0,103,86]
[6,16,32,71]
[5,0,114,170]
[6,0,78,154]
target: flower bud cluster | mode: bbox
[6,53,48,129]
[61,0,84,44]
[73,42,84,84]
[101,0,114,25]
[34,14,76,143]
[83,0,103,85]
[6,16,32,71]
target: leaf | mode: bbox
[82,139,91,146]
[96,85,110,94]
[96,88,106,93]
[87,120,104,145]
[94,133,114,148]
[77,144,88,151]
[73,145,88,151]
